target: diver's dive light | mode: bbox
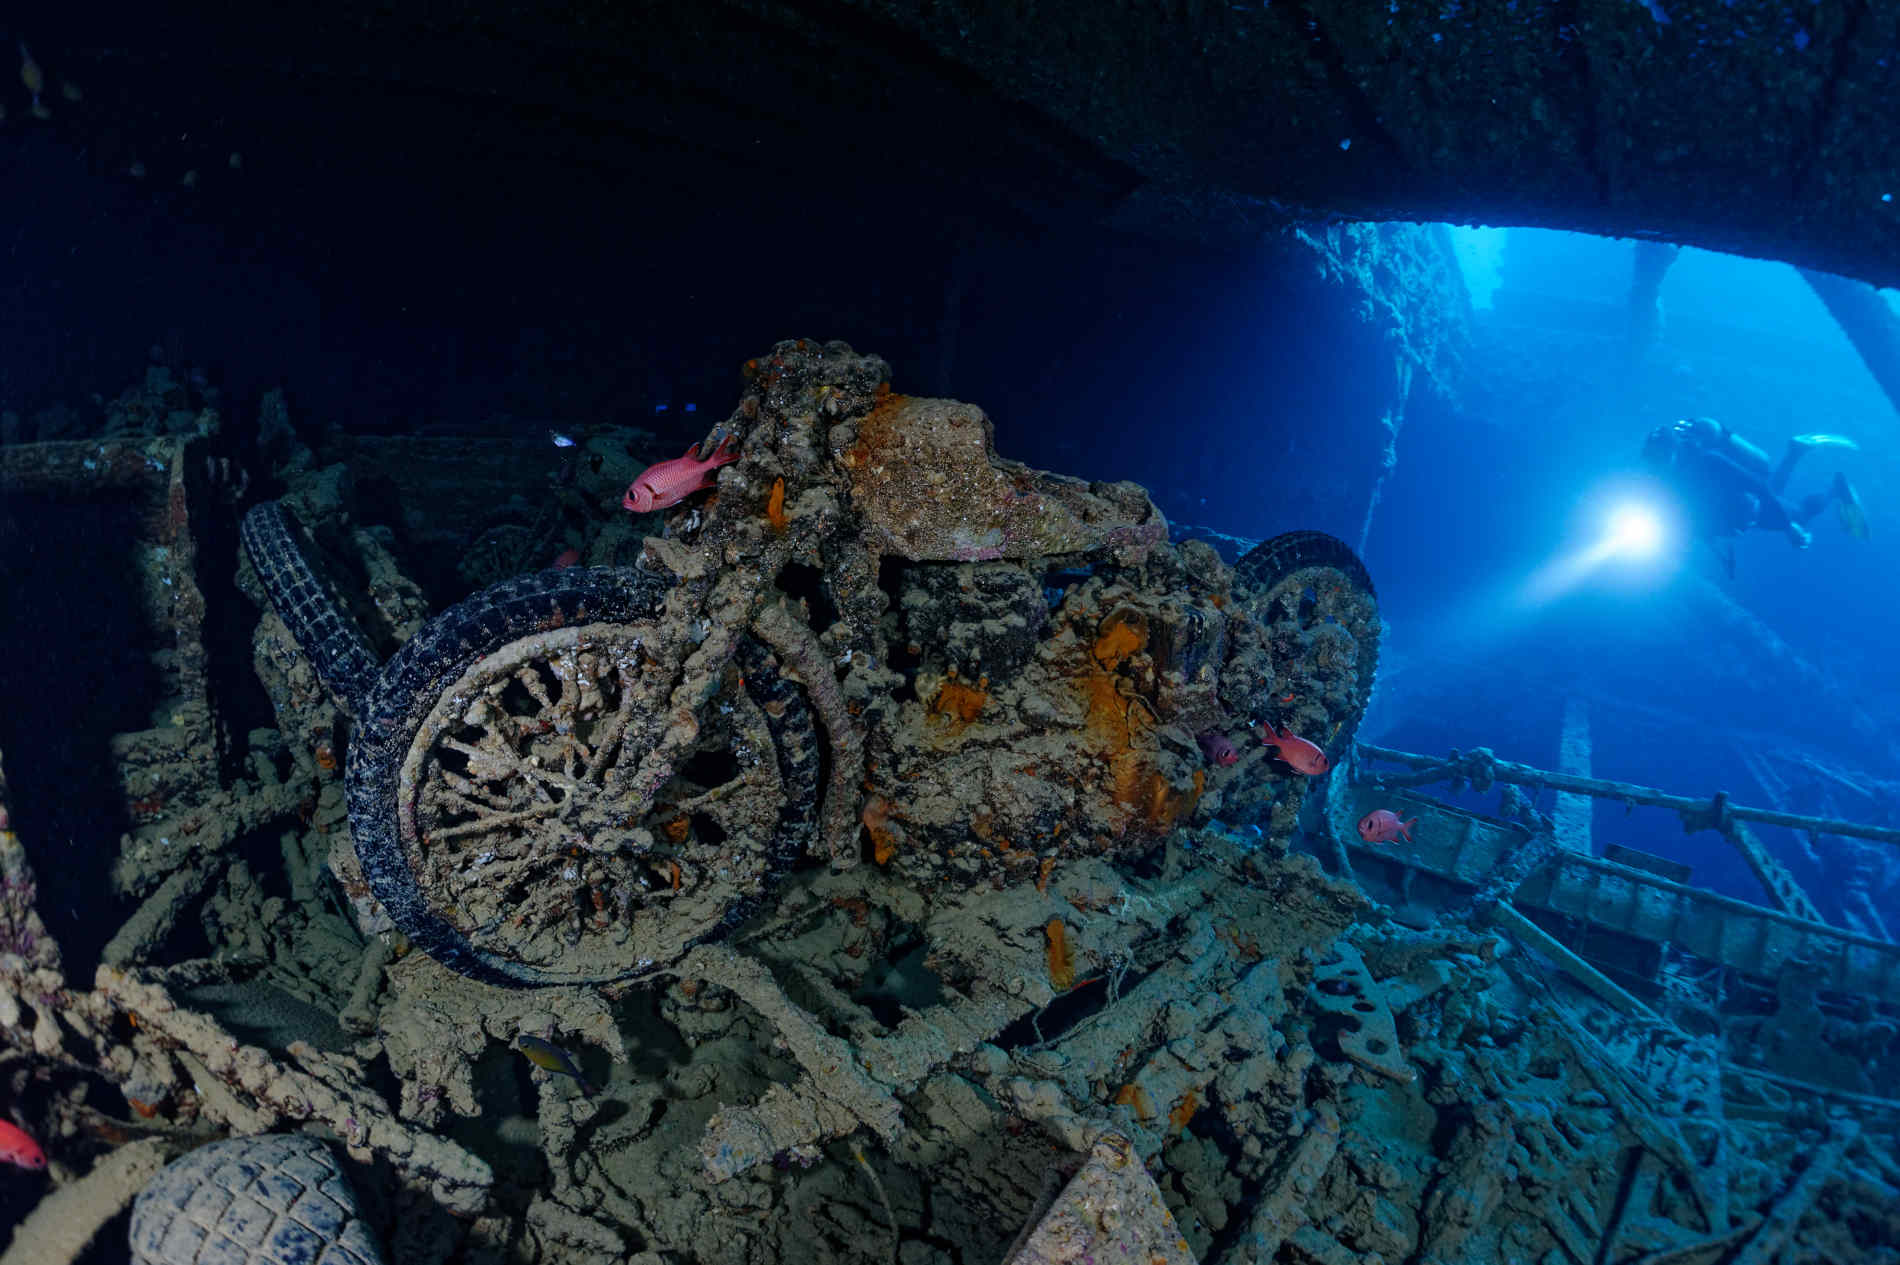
[1519,492,1673,605]
[1604,503,1665,559]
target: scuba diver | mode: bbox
[1642,417,1867,575]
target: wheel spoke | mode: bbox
[669,761,775,823]
[427,808,548,846]
[397,621,801,980]
[583,680,638,783]
[436,771,521,813]
[515,662,555,713]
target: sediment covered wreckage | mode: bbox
[0,341,1895,1264]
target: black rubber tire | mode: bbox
[345,565,820,987]
[240,500,382,718]
[1232,529,1376,601]
[1232,530,1380,761]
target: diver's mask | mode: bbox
[1642,424,1679,466]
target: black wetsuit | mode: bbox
[1673,441,1827,540]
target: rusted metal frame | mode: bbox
[1341,790,1900,1004]
[1355,742,1900,849]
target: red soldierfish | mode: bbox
[550,547,582,569]
[1257,719,1329,775]
[621,436,741,513]
[1358,809,1416,844]
[0,1120,46,1170]
[1197,731,1239,767]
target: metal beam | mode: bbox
[1357,743,1900,850]
[1552,697,1593,854]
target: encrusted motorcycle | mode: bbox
[243,340,1380,988]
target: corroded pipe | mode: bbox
[1357,742,1900,848]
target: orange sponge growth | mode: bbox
[1078,670,1132,750]
[1140,767,1206,831]
[929,671,989,725]
[765,477,788,533]
[1114,1082,1157,1121]
[861,794,899,865]
[1169,1089,1201,1134]
[1092,609,1148,669]
[1045,917,1076,991]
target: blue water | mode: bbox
[1358,232,1898,925]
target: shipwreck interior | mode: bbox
[0,4,1898,1265]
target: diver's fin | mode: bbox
[1834,472,1870,540]
[1774,433,1858,491]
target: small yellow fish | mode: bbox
[18,43,41,104]
[515,1034,597,1096]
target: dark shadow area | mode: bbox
[189,487,279,785]
[991,964,1159,1052]
[177,978,354,1055]
[611,988,695,1083]
[0,493,156,977]
[854,934,944,1029]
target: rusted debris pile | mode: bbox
[0,347,1894,1265]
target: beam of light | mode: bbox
[1605,503,1664,559]
[1380,481,1687,705]
[1519,493,1676,606]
